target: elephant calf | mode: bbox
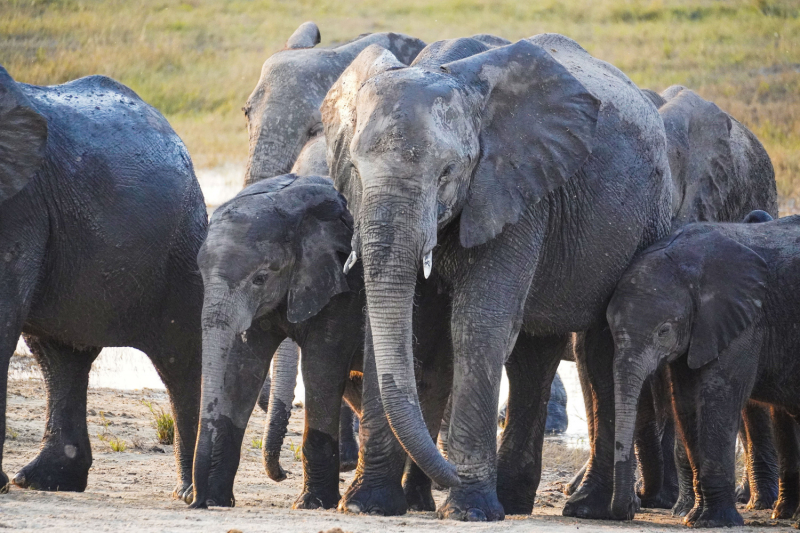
[608,214,800,527]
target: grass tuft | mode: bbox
[142,400,175,445]
[288,439,302,462]
[251,437,263,449]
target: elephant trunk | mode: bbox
[191,290,252,508]
[244,104,307,186]
[358,185,459,488]
[263,338,299,482]
[610,347,655,520]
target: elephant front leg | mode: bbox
[13,337,100,492]
[563,325,618,519]
[339,317,408,516]
[496,333,566,515]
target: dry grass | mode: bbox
[2,0,799,201]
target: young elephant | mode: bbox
[0,67,205,497]
[609,215,800,527]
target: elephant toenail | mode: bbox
[466,508,488,521]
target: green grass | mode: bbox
[2,0,799,202]
[251,437,263,449]
[142,400,175,445]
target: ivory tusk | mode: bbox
[343,250,358,274]
[423,250,432,279]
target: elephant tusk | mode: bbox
[343,250,358,274]
[423,250,432,279]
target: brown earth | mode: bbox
[2,365,795,532]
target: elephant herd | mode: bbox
[2,21,800,528]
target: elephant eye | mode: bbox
[438,163,456,184]
[308,122,323,137]
[657,323,672,338]
[252,272,268,286]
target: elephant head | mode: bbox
[0,65,48,203]
[321,36,600,486]
[242,22,425,185]
[607,226,768,519]
[193,174,353,505]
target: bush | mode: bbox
[143,400,175,445]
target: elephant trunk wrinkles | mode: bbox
[192,291,249,507]
[359,187,459,488]
[611,348,653,520]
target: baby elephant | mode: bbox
[608,213,800,527]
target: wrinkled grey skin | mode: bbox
[240,22,425,486]
[322,34,672,520]
[607,215,800,528]
[0,66,205,498]
[192,174,365,509]
[243,21,425,184]
[576,85,779,514]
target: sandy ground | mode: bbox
[2,370,796,532]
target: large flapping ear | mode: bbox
[284,21,321,50]
[675,230,768,369]
[0,66,48,204]
[286,180,354,323]
[443,40,601,248]
[321,44,405,225]
[662,88,735,223]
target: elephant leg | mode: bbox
[0,317,26,495]
[339,403,359,473]
[636,368,679,509]
[687,377,745,528]
[263,339,298,484]
[295,331,357,511]
[148,339,202,503]
[672,429,695,517]
[735,423,751,504]
[564,335,592,497]
[496,333,566,515]
[773,408,800,519]
[437,393,452,458]
[563,324,618,519]
[339,313,408,516]
[13,336,100,492]
[669,361,703,523]
[741,401,779,510]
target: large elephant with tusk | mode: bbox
[321,34,673,520]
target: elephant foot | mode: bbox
[735,479,750,504]
[610,493,641,521]
[293,486,340,510]
[773,492,800,520]
[403,481,436,512]
[339,477,407,516]
[1,470,9,494]
[747,494,777,511]
[190,487,235,508]
[562,479,613,519]
[436,484,505,522]
[686,504,743,528]
[174,482,193,504]
[638,488,678,510]
[672,492,695,517]
[13,445,90,492]
[265,451,288,482]
[496,482,534,515]
[339,440,359,473]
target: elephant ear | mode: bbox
[661,88,735,223]
[321,44,405,224]
[442,39,601,248]
[0,66,48,204]
[677,230,768,369]
[286,184,354,323]
[284,21,321,50]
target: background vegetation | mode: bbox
[2,0,798,204]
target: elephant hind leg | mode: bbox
[13,336,100,492]
[741,401,779,510]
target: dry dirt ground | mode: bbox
[2,372,796,532]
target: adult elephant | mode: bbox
[0,66,205,497]
[321,35,672,520]
[240,22,426,480]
